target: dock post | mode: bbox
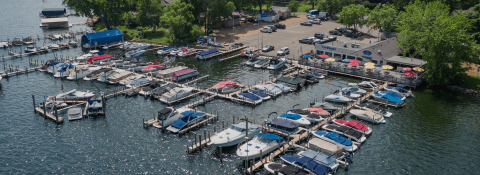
[260,150,263,163]
[198,135,202,150]
[54,105,58,123]
[270,153,273,163]
[219,146,223,164]
[222,120,224,129]
[208,130,211,142]
[194,133,197,146]
[43,98,47,118]
[214,126,216,133]
[250,160,253,173]
[233,115,235,124]
[226,122,229,128]
[32,95,36,113]
[204,130,206,143]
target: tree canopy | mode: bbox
[316,0,353,16]
[397,0,480,86]
[135,0,163,30]
[337,4,369,30]
[286,0,300,14]
[160,1,203,45]
[63,0,131,30]
[367,4,397,32]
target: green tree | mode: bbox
[305,0,317,10]
[136,0,163,31]
[337,4,369,31]
[287,0,300,14]
[204,0,235,34]
[367,4,397,33]
[396,0,480,86]
[317,0,354,18]
[63,0,130,30]
[160,1,203,45]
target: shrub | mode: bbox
[280,16,286,20]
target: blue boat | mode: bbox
[297,150,340,171]
[166,111,205,133]
[195,48,219,60]
[372,93,404,104]
[247,90,271,100]
[280,155,330,174]
[237,93,263,105]
[312,131,357,152]
[267,118,299,133]
[378,91,406,100]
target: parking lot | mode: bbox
[234,19,381,59]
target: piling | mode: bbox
[219,146,223,164]
[32,95,36,113]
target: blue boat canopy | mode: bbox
[386,91,404,99]
[248,90,268,97]
[380,93,403,103]
[396,84,406,88]
[280,113,302,120]
[238,93,261,100]
[170,111,205,129]
[395,87,408,93]
[315,131,353,146]
[258,133,283,142]
[268,118,298,132]
[197,48,218,56]
[280,155,329,175]
[310,71,322,77]
[81,29,123,46]
[303,54,312,58]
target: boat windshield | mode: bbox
[229,125,245,132]
[69,112,80,116]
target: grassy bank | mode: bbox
[254,2,313,12]
[94,21,171,43]
[457,75,480,91]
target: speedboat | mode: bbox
[97,70,125,83]
[245,55,260,66]
[286,109,310,119]
[358,81,378,89]
[313,131,358,152]
[126,77,150,88]
[195,48,219,60]
[119,42,132,50]
[126,49,146,58]
[24,45,37,53]
[266,57,286,70]
[371,93,404,104]
[219,85,240,94]
[322,124,367,143]
[255,84,282,96]
[208,122,261,147]
[273,84,292,92]
[40,101,68,109]
[384,84,414,97]
[47,63,66,74]
[297,151,340,171]
[159,87,194,103]
[166,111,205,133]
[67,107,83,121]
[263,162,308,175]
[306,70,325,79]
[50,89,95,100]
[153,107,191,129]
[169,49,179,56]
[308,138,345,156]
[349,109,386,124]
[341,86,367,94]
[310,102,340,111]
[305,107,330,117]
[107,71,134,84]
[278,113,311,126]
[86,98,104,116]
[378,91,406,101]
[247,90,271,100]
[335,90,361,99]
[0,42,8,48]
[47,44,60,49]
[83,68,112,81]
[213,77,236,92]
[254,58,269,68]
[332,119,372,135]
[354,103,393,118]
[53,63,77,78]
[126,43,150,50]
[278,156,329,175]
[236,93,262,105]
[76,50,100,61]
[267,118,300,134]
[102,42,122,50]
[324,93,352,103]
[138,81,168,96]
[236,133,283,160]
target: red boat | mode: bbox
[333,119,372,135]
[213,77,236,91]
[306,107,330,116]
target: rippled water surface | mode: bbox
[1,0,479,174]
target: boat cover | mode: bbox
[81,29,123,46]
[324,124,364,140]
[273,84,291,91]
[52,63,67,69]
[292,109,310,115]
[213,81,236,89]
[308,138,344,155]
[158,107,173,115]
[256,59,269,65]
[197,48,218,56]
[248,90,269,98]
[315,131,353,146]
[170,68,197,81]
[334,120,368,132]
[232,123,258,129]
[281,155,329,175]
[238,93,261,100]
[280,114,302,120]
[306,113,322,119]
[386,91,404,99]
[279,165,306,175]
[142,65,163,70]
[87,54,112,64]
[310,71,323,77]
[298,150,337,169]
[268,118,298,132]
[396,84,406,88]
[258,133,283,142]
[380,93,403,103]
[170,111,204,129]
[276,77,301,85]
[307,108,329,115]
[395,87,409,93]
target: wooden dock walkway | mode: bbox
[183,75,209,85]
[1,66,41,78]
[201,46,248,60]
[35,107,63,123]
[178,111,218,134]
[218,48,259,61]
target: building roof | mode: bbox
[42,8,66,12]
[41,17,68,23]
[81,29,123,45]
[387,56,427,67]
[316,37,402,61]
[161,0,177,6]
[271,6,290,13]
[355,37,402,60]
[262,9,277,16]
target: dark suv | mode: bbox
[268,26,277,32]
[275,24,286,29]
[329,30,342,36]
[314,33,327,39]
[248,18,257,22]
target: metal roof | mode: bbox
[41,17,68,23]
[387,56,427,67]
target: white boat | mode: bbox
[245,55,260,66]
[255,84,282,96]
[49,89,95,100]
[384,84,413,97]
[208,123,261,147]
[236,93,262,105]
[358,81,377,89]
[322,124,367,143]
[341,86,367,94]
[119,74,143,85]
[153,107,191,129]
[0,42,8,48]
[278,113,311,126]
[47,44,59,49]
[68,40,78,46]
[102,42,122,50]
[125,49,145,58]
[76,50,100,61]
[312,131,358,152]
[67,107,83,121]
[97,69,124,83]
[126,77,150,88]
[54,64,79,78]
[273,84,292,92]
[263,163,307,175]
[83,68,112,81]
[86,98,104,116]
[106,71,133,84]
[236,133,284,160]
[254,58,270,68]
[63,33,73,38]
[306,70,325,79]
[324,94,352,103]
[349,109,386,124]
[166,111,206,133]
[308,137,345,156]
[41,101,68,109]
[332,119,372,135]
[126,43,150,50]
[24,45,37,53]
[377,91,406,101]
[354,103,393,117]
[159,87,194,103]
[52,34,63,40]
[266,57,286,70]
[119,42,132,50]
[169,49,179,56]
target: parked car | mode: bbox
[260,27,272,33]
[314,33,328,39]
[262,45,275,52]
[248,18,257,22]
[335,28,352,33]
[268,26,277,32]
[329,30,342,36]
[319,16,328,21]
[310,19,321,24]
[277,47,290,56]
[307,15,317,19]
[275,24,286,29]
[231,43,244,48]
[300,22,313,26]
[344,32,357,38]
[299,37,314,44]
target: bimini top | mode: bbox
[268,118,298,130]
[258,133,283,142]
[87,54,111,64]
[380,93,403,103]
[170,111,205,129]
[395,87,409,93]
[280,114,302,120]
[53,63,67,69]
[386,91,404,99]
[81,29,123,46]
[213,81,236,89]
[158,107,173,115]
[197,48,218,56]
[298,150,338,169]
[396,84,406,88]
[335,120,368,132]
[280,155,329,175]
[248,90,269,98]
[231,123,258,129]
[238,93,261,100]
[315,131,353,146]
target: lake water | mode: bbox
[1,0,479,174]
